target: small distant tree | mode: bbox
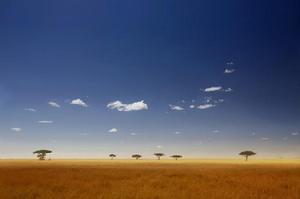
[33,149,52,160]
[239,151,256,161]
[132,154,142,160]
[170,155,182,160]
[154,153,165,160]
[109,154,116,160]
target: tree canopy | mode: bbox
[239,151,256,161]
[33,149,52,160]
[132,154,142,160]
[170,155,182,160]
[109,154,116,159]
[154,153,165,160]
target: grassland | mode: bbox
[0,159,299,199]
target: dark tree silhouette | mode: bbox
[154,153,165,160]
[33,149,52,160]
[170,155,182,160]
[109,154,116,160]
[239,151,256,161]
[132,154,142,160]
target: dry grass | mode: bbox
[0,159,299,199]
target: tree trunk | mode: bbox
[245,155,248,161]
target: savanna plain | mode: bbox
[0,159,299,199]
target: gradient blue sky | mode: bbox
[0,0,299,158]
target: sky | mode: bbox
[0,0,299,159]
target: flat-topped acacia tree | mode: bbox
[33,149,52,160]
[170,155,182,160]
[239,151,256,161]
[109,154,116,160]
[154,153,165,160]
[132,154,142,160]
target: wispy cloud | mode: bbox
[107,100,148,112]
[11,127,22,132]
[291,132,299,136]
[108,128,118,133]
[174,131,181,135]
[79,133,88,136]
[225,88,233,92]
[212,130,220,133]
[224,69,235,74]
[189,105,195,109]
[261,137,270,141]
[38,120,53,124]
[204,86,222,92]
[198,104,216,109]
[169,105,184,111]
[24,108,36,112]
[130,133,136,136]
[70,99,88,107]
[215,99,224,103]
[48,101,60,108]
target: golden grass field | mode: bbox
[0,159,299,199]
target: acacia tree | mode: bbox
[132,154,142,160]
[154,153,165,160]
[109,154,116,160]
[33,149,52,160]
[239,151,256,161]
[170,155,182,160]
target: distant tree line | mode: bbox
[33,149,256,161]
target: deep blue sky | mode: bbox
[0,0,299,158]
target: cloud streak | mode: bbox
[108,128,118,133]
[224,69,235,74]
[71,99,88,107]
[48,101,61,108]
[11,127,22,132]
[204,86,222,92]
[24,108,36,112]
[107,100,148,112]
[198,104,216,109]
[169,105,184,111]
[38,120,53,124]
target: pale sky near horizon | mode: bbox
[0,0,299,159]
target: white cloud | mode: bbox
[130,133,136,136]
[174,131,181,135]
[38,120,53,124]
[169,105,184,111]
[215,99,224,103]
[291,132,299,136]
[198,104,216,109]
[204,86,222,92]
[24,108,36,112]
[48,101,60,108]
[107,100,148,112]
[225,88,233,92]
[212,130,220,133]
[11,127,22,132]
[261,137,270,141]
[70,98,88,107]
[224,69,235,74]
[156,145,162,149]
[108,128,118,133]
[189,105,195,109]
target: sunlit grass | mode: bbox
[0,159,299,199]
